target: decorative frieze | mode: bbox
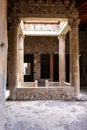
[24,23,59,32]
[23,21,68,36]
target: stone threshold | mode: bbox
[16,86,74,100]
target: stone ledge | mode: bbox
[21,81,38,87]
[16,87,74,100]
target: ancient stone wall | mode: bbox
[16,86,74,100]
[24,36,58,54]
[8,0,79,23]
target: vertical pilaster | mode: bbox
[0,0,8,129]
[58,35,66,86]
[19,34,24,83]
[69,19,80,97]
[9,19,19,100]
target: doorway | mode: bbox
[65,54,70,82]
[53,54,59,81]
[41,54,50,79]
[24,54,34,82]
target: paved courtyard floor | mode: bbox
[5,100,87,130]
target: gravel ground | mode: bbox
[5,100,87,130]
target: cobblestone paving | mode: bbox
[5,100,87,130]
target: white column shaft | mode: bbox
[58,35,66,85]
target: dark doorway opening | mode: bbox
[24,54,34,82]
[66,54,70,82]
[41,54,50,79]
[53,54,59,81]
[79,53,85,87]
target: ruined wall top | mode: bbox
[8,0,79,25]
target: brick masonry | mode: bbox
[16,86,74,100]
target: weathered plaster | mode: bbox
[0,0,8,129]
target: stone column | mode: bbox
[0,0,8,129]
[58,35,66,86]
[19,34,24,83]
[9,19,19,100]
[69,19,80,97]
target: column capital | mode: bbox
[10,17,21,29]
[58,34,66,41]
[68,19,80,29]
[64,0,69,7]
[19,33,25,39]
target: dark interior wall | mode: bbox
[79,30,87,87]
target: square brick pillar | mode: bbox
[0,0,8,129]
[69,19,80,97]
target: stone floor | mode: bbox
[5,89,87,130]
[5,100,87,130]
